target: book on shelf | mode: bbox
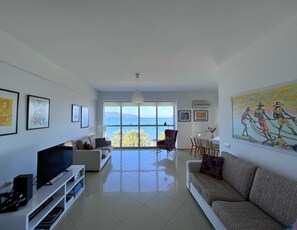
[36,207,64,229]
[73,181,83,195]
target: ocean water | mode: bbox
[105,117,173,140]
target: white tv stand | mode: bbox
[0,165,85,230]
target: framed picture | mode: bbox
[71,104,80,122]
[194,110,208,122]
[27,95,50,130]
[0,88,19,136]
[178,110,191,122]
[232,81,297,152]
[81,106,89,128]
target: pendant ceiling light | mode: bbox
[131,73,144,104]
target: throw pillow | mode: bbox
[84,142,93,150]
[200,154,223,180]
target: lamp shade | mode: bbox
[131,90,144,104]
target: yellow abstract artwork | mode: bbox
[232,82,297,152]
[0,97,13,126]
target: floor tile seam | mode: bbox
[142,202,171,222]
[160,196,190,230]
[115,201,146,223]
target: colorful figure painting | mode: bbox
[232,82,297,152]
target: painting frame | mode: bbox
[0,88,19,136]
[81,106,89,128]
[178,110,191,122]
[231,81,297,153]
[71,104,80,122]
[27,95,50,130]
[194,110,208,122]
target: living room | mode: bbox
[1,1,297,230]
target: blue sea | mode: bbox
[105,117,173,140]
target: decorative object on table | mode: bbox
[0,88,19,136]
[81,106,89,128]
[131,73,144,104]
[206,127,216,138]
[71,104,80,122]
[232,81,297,153]
[194,110,208,122]
[178,110,191,122]
[27,95,50,130]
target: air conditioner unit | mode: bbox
[192,100,210,108]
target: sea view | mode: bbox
[104,117,174,141]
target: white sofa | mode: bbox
[73,135,113,171]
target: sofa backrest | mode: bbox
[249,168,297,227]
[221,152,257,199]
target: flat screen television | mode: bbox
[37,143,73,189]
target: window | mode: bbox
[103,102,176,148]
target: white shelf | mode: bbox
[0,165,85,230]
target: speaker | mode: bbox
[13,174,33,204]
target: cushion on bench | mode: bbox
[212,201,284,230]
[189,173,245,205]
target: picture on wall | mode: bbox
[72,104,80,122]
[194,110,208,122]
[27,95,50,130]
[178,110,191,122]
[81,106,89,128]
[0,88,19,136]
[232,82,297,152]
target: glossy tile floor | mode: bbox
[56,149,213,230]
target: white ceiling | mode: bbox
[1,0,297,92]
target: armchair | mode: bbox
[157,129,178,152]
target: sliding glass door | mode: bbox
[104,102,176,148]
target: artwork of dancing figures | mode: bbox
[232,82,297,152]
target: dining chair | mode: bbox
[194,137,203,157]
[190,136,196,156]
[202,139,212,155]
[211,141,220,156]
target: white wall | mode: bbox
[98,90,218,149]
[218,14,297,180]
[0,29,97,191]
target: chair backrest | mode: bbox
[165,129,178,144]
[190,136,195,146]
[195,137,202,146]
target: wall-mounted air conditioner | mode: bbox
[192,100,210,108]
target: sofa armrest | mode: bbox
[73,148,103,171]
[187,160,202,173]
[186,160,202,189]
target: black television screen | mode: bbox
[37,143,73,189]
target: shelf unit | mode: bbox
[0,165,85,230]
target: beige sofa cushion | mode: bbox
[189,173,245,205]
[221,152,257,199]
[249,168,297,227]
[88,135,96,149]
[212,201,284,230]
